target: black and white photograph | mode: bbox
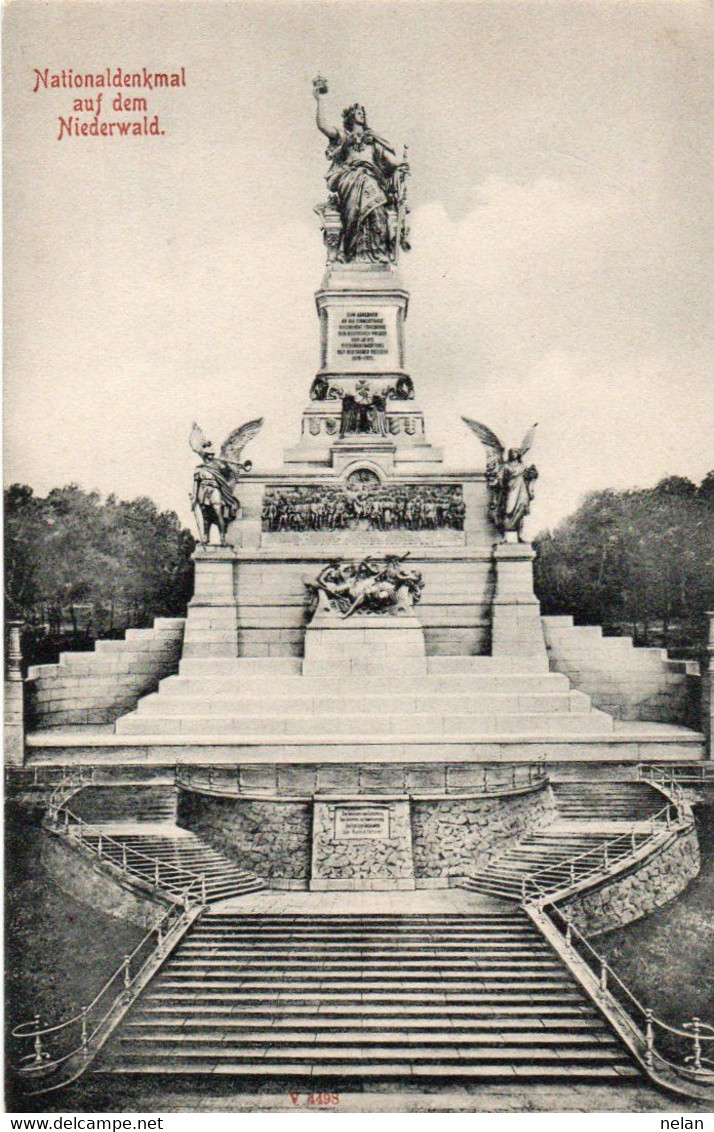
[3,0,714,1116]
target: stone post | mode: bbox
[182,548,239,658]
[490,542,549,669]
[702,612,714,761]
[5,621,25,766]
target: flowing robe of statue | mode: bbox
[325,134,396,262]
[498,455,537,535]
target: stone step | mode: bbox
[119,1028,618,1048]
[152,979,580,993]
[176,656,552,677]
[134,690,590,716]
[129,1012,607,1029]
[112,1042,625,1063]
[161,672,571,696]
[104,1060,638,1080]
[139,999,594,1015]
[167,956,564,971]
[180,940,551,952]
[115,710,614,737]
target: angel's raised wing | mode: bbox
[519,423,538,457]
[461,417,505,459]
[189,422,210,455]
[220,418,264,465]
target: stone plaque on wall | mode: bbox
[334,805,390,840]
[311,798,415,891]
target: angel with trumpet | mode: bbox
[189,419,263,546]
[461,419,539,542]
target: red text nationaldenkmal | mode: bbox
[33,67,187,92]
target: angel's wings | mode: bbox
[220,418,264,465]
[189,422,210,456]
[461,418,505,459]
[519,423,538,457]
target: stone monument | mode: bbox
[102,77,704,891]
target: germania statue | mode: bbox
[462,419,539,542]
[312,75,409,264]
[189,419,263,546]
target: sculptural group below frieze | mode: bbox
[304,554,424,620]
[262,482,465,533]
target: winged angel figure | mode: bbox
[462,419,539,542]
[189,419,263,546]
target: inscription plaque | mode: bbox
[334,805,390,840]
[336,311,389,360]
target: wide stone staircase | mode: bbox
[461,832,636,902]
[79,827,266,904]
[99,911,638,1081]
[551,781,665,822]
[113,655,615,739]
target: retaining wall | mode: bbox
[178,774,553,889]
[41,830,166,928]
[26,618,185,728]
[412,785,553,880]
[542,615,700,725]
[561,825,700,934]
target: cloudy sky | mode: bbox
[4,0,713,535]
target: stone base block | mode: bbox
[303,613,427,676]
[310,797,415,890]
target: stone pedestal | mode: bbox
[703,611,714,760]
[491,542,548,665]
[5,622,25,766]
[4,683,24,766]
[310,795,415,890]
[303,613,428,677]
[183,547,238,658]
[315,267,408,381]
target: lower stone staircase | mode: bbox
[99,911,638,1081]
[81,830,265,903]
[551,781,664,822]
[71,784,177,824]
[462,832,636,901]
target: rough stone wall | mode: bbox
[41,830,165,929]
[178,791,312,880]
[562,827,700,934]
[311,800,413,888]
[412,784,553,880]
[542,615,696,724]
[26,618,185,728]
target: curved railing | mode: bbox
[11,884,202,1094]
[521,801,684,903]
[638,762,714,792]
[46,805,207,902]
[522,779,711,1097]
[12,792,210,1093]
[532,902,714,1097]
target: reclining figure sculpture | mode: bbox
[304,553,424,620]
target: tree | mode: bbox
[533,472,714,648]
[4,484,195,630]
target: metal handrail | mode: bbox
[639,763,714,790]
[542,902,714,1085]
[521,802,684,901]
[47,805,206,900]
[12,884,201,1087]
[44,767,96,814]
